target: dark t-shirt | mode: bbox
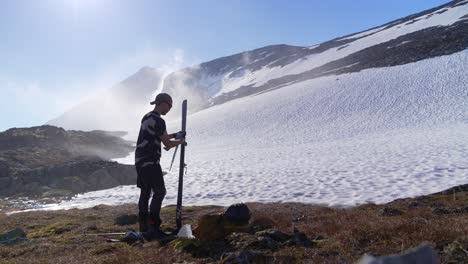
[135,111,166,168]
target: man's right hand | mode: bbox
[174,131,186,139]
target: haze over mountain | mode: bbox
[41,1,468,209]
[49,0,468,131]
[48,67,165,132]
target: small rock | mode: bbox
[379,207,403,216]
[314,235,325,240]
[114,214,138,225]
[256,235,280,250]
[255,228,291,243]
[408,201,426,208]
[429,202,445,208]
[222,250,270,264]
[285,228,313,247]
[432,207,452,215]
[453,206,468,214]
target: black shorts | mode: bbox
[136,163,164,189]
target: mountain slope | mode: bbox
[162,0,468,112]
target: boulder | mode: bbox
[194,204,252,241]
[224,203,251,225]
[193,213,225,241]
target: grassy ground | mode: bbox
[0,190,467,263]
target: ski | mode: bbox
[176,99,187,231]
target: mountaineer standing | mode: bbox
[135,93,185,239]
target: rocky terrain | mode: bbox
[0,184,466,263]
[0,125,135,198]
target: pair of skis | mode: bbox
[171,100,187,231]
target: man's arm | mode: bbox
[160,131,184,149]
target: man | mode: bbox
[135,93,185,239]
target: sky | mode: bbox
[0,0,449,132]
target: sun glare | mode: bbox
[66,0,100,10]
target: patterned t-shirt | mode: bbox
[135,111,166,167]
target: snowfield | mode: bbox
[213,2,468,95]
[33,49,468,211]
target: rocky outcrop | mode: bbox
[0,125,135,198]
[0,159,136,197]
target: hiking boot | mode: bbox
[138,212,149,233]
[143,227,170,241]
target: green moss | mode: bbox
[170,238,200,251]
[161,205,196,213]
[41,189,73,198]
[27,222,78,239]
[25,223,46,229]
[0,200,13,208]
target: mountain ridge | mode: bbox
[47,0,468,131]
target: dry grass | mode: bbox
[0,191,467,263]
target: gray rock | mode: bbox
[379,207,403,216]
[408,201,426,208]
[432,207,452,215]
[285,228,314,248]
[255,228,291,243]
[454,206,468,214]
[358,242,438,264]
[222,250,270,264]
[256,235,280,251]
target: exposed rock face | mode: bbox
[0,125,135,197]
[0,159,136,197]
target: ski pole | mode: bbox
[169,145,179,171]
